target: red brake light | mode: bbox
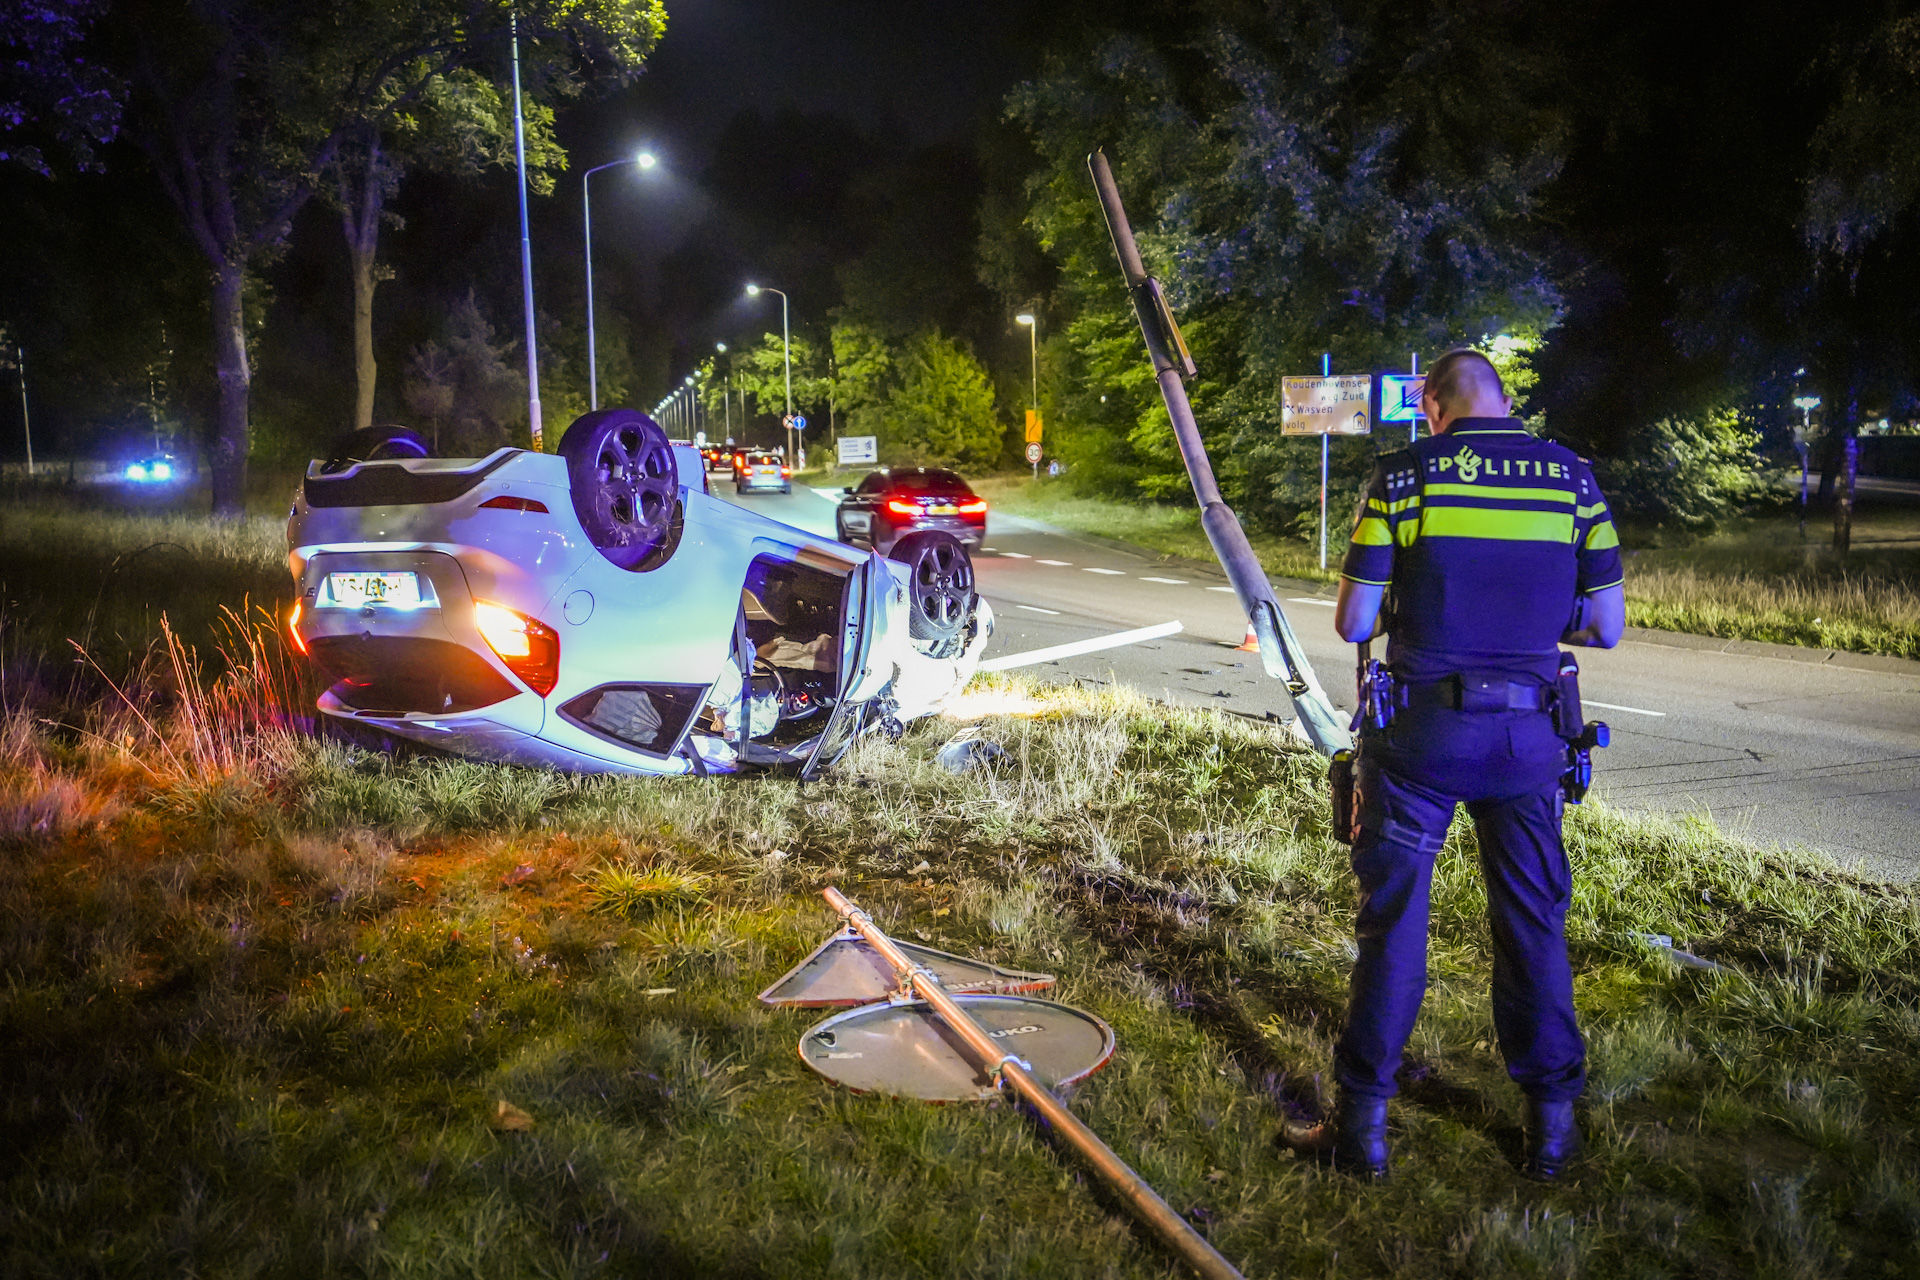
[886,499,921,516]
[473,601,560,697]
[780,466,791,477]
[287,601,309,656]
[480,495,549,514]
[958,499,987,514]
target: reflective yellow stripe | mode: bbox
[1586,576,1625,591]
[1368,494,1421,515]
[1420,507,1575,542]
[1425,484,1574,504]
[1577,502,1608,518]
[1343,573,1392,586]
[1584,521,1620,551]
[1396,520,1419,547]
[1351,515,1393,546]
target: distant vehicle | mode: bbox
[701,446,731,472]
[284,410,991,778]
[836,468,986,554]
[124,454,179,483]
[736,450,792,495]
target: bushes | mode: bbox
[1589,407,1766,531]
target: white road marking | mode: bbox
[1206,586,1236,593]
[1583,699,1666,718]
[1287,597,1336,607]
[1141,576,1188,584]
[1015,604,1062,615]
[982,547,997,552]
[1084,567,1125,575]
[1000,552,1031,559]
[1037,559,1072,566]
[979,621,1186,672]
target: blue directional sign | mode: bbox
[1379,374,1425,423]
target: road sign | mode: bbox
[1024,409,1043,443]
[1282,375,1372,435]
[783,414,808,431]
[838,435,878,465]
[1025,442,1043,464]
[1379,374,1425,423]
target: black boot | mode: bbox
[1521,1098,1583,1182]
[1279,1092,1391,1181]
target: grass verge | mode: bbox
[4,651,1917,1277]
[977,475,1920,659]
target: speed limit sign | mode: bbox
[1025,442,1043,464]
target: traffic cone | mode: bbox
[1236,621,1259,653]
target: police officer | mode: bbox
[1281,348,1624,1182]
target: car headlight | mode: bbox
[126,464,147,480]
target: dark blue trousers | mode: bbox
[1332,706,1586,1102]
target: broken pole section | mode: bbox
[819,887,1245,1280]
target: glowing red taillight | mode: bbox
[781,466,791,477]
[287,601,309,656]
[480,495,549,514]
[958,499,987,514]
[886,499,921,516]
[473,601,560,697]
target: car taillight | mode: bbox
[473,601,559,696]
[959,499,987,514]
[287,601,309,656]
[886,499,921,516]
[781,466,791,477]
[480,495,550,513]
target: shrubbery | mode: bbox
[1588,407,1766,531]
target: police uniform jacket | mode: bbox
[1340,417,1624,690]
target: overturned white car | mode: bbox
[286,410,992,777]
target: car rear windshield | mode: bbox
[891,471,972,497]
[748,453,782,464]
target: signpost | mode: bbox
[1282,362,1372,569]
[1379,373,1425,431]
[837,434,878,466]
[1025,441,1043,466]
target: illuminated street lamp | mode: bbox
[746,283,793,458]
[583,150,658,410]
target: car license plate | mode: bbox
[926,504,957,515]
[326,571,423,609]
[758,468,776,477]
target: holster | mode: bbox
[1553,653,1583,738]
[1329,747,1358,845]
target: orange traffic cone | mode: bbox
[1236,622,1259,653]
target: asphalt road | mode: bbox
[721,476,1920,881]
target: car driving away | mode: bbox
[285,411,992,778]
[835,467,987,555]
[736,449,790,494]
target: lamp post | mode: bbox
[716,343,731,440]
[509,14,542,450]
[1793,392,1821,534]
[746,283,792,459]
[1016,312,1038,476]
[583,150,657,411]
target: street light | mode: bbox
[1793,394,1822,530]
[746,283,793,459]
[583,150,658,411]
[715,343,731,440]
[1016,312,1038,476]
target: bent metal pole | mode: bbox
[820,887,1244,1280]
[1086,148,1349,757]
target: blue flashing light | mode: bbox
[126,463,148,480]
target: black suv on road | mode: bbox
[835,468,986,554]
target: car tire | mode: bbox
[318,424,432,474]
[558,408,680,572]
[888,531,975,658]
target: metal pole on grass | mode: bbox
[16,343,31,475]
[510,14,542,449]
[1319,351,1330,571]
[820,888,1244,1280]
[1087,148,1349,756]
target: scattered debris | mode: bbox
[488,1100,535,1132]
[935,727,1010,773]
[1627,932,1734,973]
[500,863,537,887]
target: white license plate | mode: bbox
[925,504,957,515]
[757,469,777,478]
[326,571,423,609]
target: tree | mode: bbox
[329,2,662,432]
[1004,1,1575,524]
[110,0,663,514]
[1,0,122,174]
[401,291,523,456]
[866,332,1000,468]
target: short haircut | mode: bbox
[1424,348,1507,417]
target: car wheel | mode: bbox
[318,424,431,474]
[888,531,975,658]
[558,408,679,571]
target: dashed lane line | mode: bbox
[1037,559,1072,566]
[1583,699,1666,718]
[1015,604,1062,615]
[1287,597,1336,608]
[1084,567,1126,575]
